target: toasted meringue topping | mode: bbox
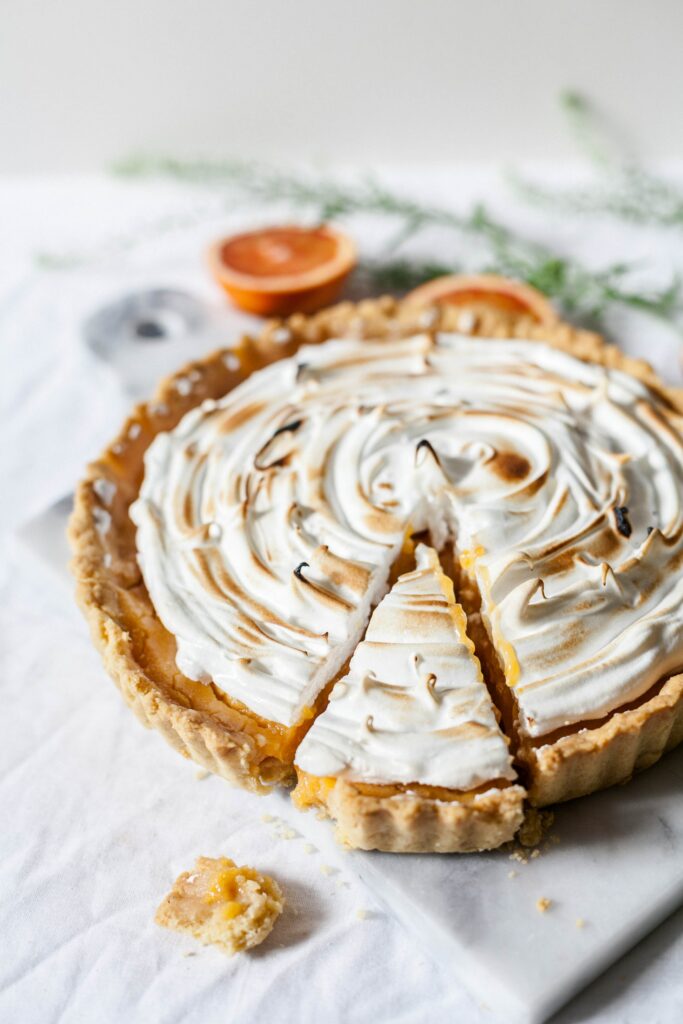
[295,545,515,789]
[131,333,683,742]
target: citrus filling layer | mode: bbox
[292,770,516,810]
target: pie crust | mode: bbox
[297,777,525,853]
[69,296,683,845]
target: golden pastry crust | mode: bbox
[69,295,683,825]
[524,673,683,806]
[155,856,283,955]
[308,779,526,853]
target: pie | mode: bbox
[155,856,283,954]
[69,295,683,852]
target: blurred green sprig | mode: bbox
[110,155,683,330]
[509,91,683,230]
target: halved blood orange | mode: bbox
[207,225,356,317]
[405,273,558,325]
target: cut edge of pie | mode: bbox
[68,295,683,842]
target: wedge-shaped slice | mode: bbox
[293,544,525,852]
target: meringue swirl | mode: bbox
[131,332,683,743]
[295,544,516,789]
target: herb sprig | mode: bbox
[110,155,682,330]
[509,92,683,230]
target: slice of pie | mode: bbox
[293,544,524,851]
[155,856,283,955]
[69,295,683,853]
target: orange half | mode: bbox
[405,273,558,325]
[208,225,356,317]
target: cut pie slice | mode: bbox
[293,544,525,852]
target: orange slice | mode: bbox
[405,273,558,325]
[208,225,356,316]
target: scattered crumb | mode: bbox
[260,814,275,824]
[536,898,552,914]
[156,856,283,956]
[576,918,585,929]
[194,768,210,781]
[319,864,335,876]
[337,879,349,890]
[519,809,555,848]
[508,870,518,879]
[315,811,327,821]
[303,843,316,855]
[504,808,557,866]
[279,828,297,840]
[356,908,369,921]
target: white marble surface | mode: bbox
[3,173,683,1024]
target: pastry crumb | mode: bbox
[575,917,585,929]
[505,808,557,863]
[156,856,283,956]
[536,897,552,913]
[519,809,555,848]
[195,768,210,781]
[303,843,316,854]
[508,870,518,879]
[260,814,275,823]
[279,827,297,840]
[356,908,369,920]
[320,864,335,876]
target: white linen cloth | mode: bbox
[2,172,683,1024]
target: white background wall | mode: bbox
[2,0,682,173]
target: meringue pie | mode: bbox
[69,296,683,852]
